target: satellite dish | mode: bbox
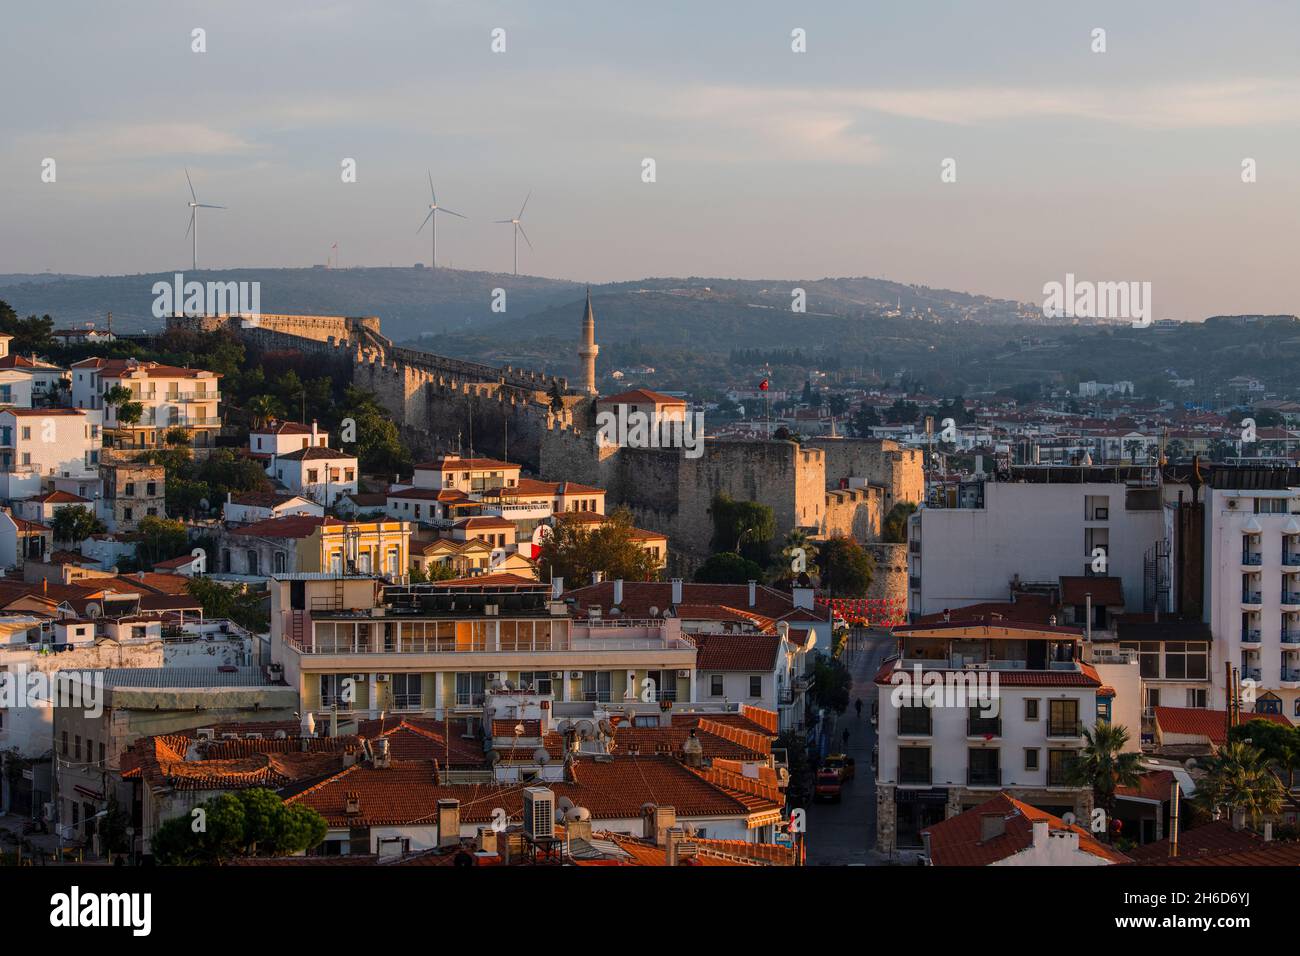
[641,802,656,815]
[556,720,573,735]
[534,747,550,764]
[1184,757,1198,770]
[487,749,501,766]
[576,719,596,741]
[568,806,590,822]
[514,722,526,736]
[648,606,660,618]
[86,603,101,618]
[597,719,614,737]
[199,498,210,511]
[557,796,575,813]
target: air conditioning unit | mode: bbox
[486,672,499,681]
[522,787,555,839]
[676,670,690,679]
[196,728,216,741]
[1228,499,1239,510]
[351,674,365,681]
[375,674,390,682]
[550,671,564,680]
[570,671,584,679]
[485,604,499,616]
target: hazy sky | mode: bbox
[3,0,1300,319]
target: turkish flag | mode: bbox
[759,379,770,391]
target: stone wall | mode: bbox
[865,542,908,604]
[806,437,925,513]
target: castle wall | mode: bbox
[823,486,882,541]
[865,542,908,605]
[805,437,925,513]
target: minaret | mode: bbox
[579,287,599,396]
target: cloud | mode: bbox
[11,122,259,163]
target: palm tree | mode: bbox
[779,527,819,582]
[1194,740,1285,826]
[247,394,284,430]
[1067,721,1142,842]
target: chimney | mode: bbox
[980,813,1005,842]
[1031,819,1049,848]
[682,729,704,768]
[644,805,677,845]
[792,586,813,611]
[311,419,319,442]
[477,826,498,854]
[591,570,604,585]
[671,578,683,605]
[437,799,461,848]
[613,578,624,605]
[747,579,757,607]
[565,816,592,843]
[373,737,391,769]
[227,491,232,504]
[551,576,564,600]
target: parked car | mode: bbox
[824,753,855,782]
[814,769,843,803]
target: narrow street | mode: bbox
[803,628,896,865]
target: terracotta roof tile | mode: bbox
[922,792,1129,866]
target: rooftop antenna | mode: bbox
[184,168,226,271]
[495,191,532,275]
[416,172,466,270]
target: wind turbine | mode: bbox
[495,192,532,275]
[417,172,466,270]
[184,168,225,271]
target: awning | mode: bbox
[73,785,104,801]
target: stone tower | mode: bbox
[578,286,599,396]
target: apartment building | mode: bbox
[0,408,100,500]
[71,358,220,449]
[909,466,1177,619]
[270,576,701,722]
[409,456,521,494]
[98,461,165,532]
[248,419,330,460]
[1204,471,1300,717]
[0,355,68,408]
[873,619,1103,854]
[222,491,322,525]
[215,514,411,578]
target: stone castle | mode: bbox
[172,305,922,585]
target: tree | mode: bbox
[774,527,819,584]
[694,551,765,584]
[537,507,661,584]
[340,386,410,475]
[164,426,191,447]
[247,394,285,429]
[1194,739,1286,826]
[1123,438,1144,464]
[1066,722,1142,842]
[186,577,270,634]
[0,302,56,354]
[51,505,106,544]
[1227,718,1300,788]
[881,502,917,544]
[151,788,327,864]
[851,404,880,437]
[811,656,852,714]
[136,516,189,568]
[709,494,775,565]
[548,380,566,413]
[817,535,875,597]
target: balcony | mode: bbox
[1046,720,1084,739]
[967,766,1002,787]
[1242,592,1263,607]
[1241,630,1262,648]
[1284,551,1300,570]
[1242,667,1263,682]
[1284,593,1300,609]
[967,713,1002,738]
[1242,552,1263,567]
[1282,670,1300,689]
[391,694,423,710]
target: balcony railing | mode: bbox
[1284,593,1300,606]
[1285,552,1300,567]
[1242,552,1263,566]
[967,713,1002,737]
[1243,667,1263,682]
[391,694,423,710]
[1243,629,1262,643]
[1282,670,1300,683]
[454,693,486,707]
[1242,592,1263,604]
[967,766,1001,787]
[1047,720,1083,738]
[1282,631,1300,645]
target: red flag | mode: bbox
[759,379,770,391]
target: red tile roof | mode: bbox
[598,388,687,406]
[691,632,781,671]
[414,457,519,472]
[872,657,1101,688]
[229,514,331,539]
[922,792,1129,866]
[565,581,823,625]
[1154,707,1292,746]
[1125,820,1263,863]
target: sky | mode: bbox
[3,0,1300,319]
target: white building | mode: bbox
[222,491,323,525]
[1204,480,1300,717]
[909,469,1173,618]
[873,619,1101,854]
[410,457,521,494]
[0,408,101,500]
[71,358,220,449]
[249,420,330,460]
[268,447,358,507]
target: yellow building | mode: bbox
[222,515,411,577]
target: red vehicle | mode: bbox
[815,769,843,803]
[824,754,855,782]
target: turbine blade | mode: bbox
[185,168,197,202]
[517,191,531,219]
[417,209,434,233]
[439,207,467,219]
[493,219,514,224]
[185,210,194,238]
[517,223,533,250]
[197,203,225,209]
[428,170,436,202]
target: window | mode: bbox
[21,427,30,440]
[898,747,931,785]
[582,671,611,702]
[710,675,724,697]
[1164,642,1208,680]
[518,671,553,696]
[124,482,135,495]
[1257,696,1283,715]
[749,675,763,697]
[308,469,319,483]
[1187,688,1208,708]
[247,550,259,575]
[1024,748,1040,771]
[967,748,1000,787]
[898,703,932,736]
[1024,698,1039,721]
[1121,641,1162,679]
[390,673,422,709]
[455,672,487,706]
[75,735,82,760]
[1047,749,1078,786]
[273,552,287,574]
[61,731,68,755]
[146,482,156,496]
[1048,699,1080,737]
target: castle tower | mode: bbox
[578,286,599,396]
